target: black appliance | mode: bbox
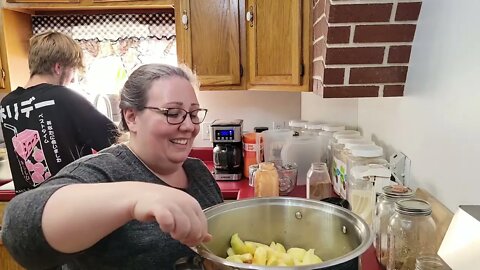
[210,119,243,181]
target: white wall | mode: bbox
[356,0,480,211]
[194,90,301,147]
[301,92,359,129]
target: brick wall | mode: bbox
[313,0,422,98]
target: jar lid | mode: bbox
[337,137,365,145]
[332,130,360,138]
[383,185,414,198]
[343,139,374,150]
[395,199,432,216]
[349,145,383,157]
[321,124,345,132]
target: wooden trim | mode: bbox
[415,188,454,251]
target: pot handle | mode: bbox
[174,255,204,270]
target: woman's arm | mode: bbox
[42,181,211,253]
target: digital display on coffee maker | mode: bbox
[215,129,234,140]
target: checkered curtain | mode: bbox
[32,12,175,41]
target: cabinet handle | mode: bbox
[181,10,188,30]
[246,6,254,27]
[1,68,5,80]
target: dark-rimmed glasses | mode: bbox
[142,107,208,125]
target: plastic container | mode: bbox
[254,162,279,197]
[281,136,323,185]
[347,165,385,227]
[242,132,261,178]
[261,129,293,164]
[306,162,332,200]
[288,120,308,136]
[341,144,386,199]
[301,122,324,137]
[331,137,372,198]
[387,199,437,270]
[374,185,415,268]
[327,133,363,191]
[349,164,395,195]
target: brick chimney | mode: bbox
[313,0,422,98]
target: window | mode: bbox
[32,12,177,122]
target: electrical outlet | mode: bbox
[202,122,212,140]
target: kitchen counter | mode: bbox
[191,148,382,270]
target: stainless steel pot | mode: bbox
[175,197,372,270]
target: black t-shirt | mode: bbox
[0,84,119,193]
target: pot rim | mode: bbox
[195,197,373,269]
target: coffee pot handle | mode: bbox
[226,145,235,169]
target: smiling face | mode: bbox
[126,76,200,171]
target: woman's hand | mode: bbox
[131,184,212,247]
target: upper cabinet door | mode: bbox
[247,0,302,86]
[176,0,241,87]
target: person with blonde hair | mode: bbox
[1,63,223,269]
[0,31,119,194]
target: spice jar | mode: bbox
[375,185,415,268]
[306,162,332,200]
[387,199,438,270]
[254,162,279,197]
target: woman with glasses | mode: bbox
[1,64,223,270]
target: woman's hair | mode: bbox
[119,64,199,131]
[28,31,84,76]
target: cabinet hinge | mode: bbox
[240,64,244,78]
[300,63,305,77]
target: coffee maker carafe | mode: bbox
[210,119,243,181]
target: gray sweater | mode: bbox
[1,144,223,270]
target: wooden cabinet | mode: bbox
[0,9,31,93]
[175,0,242,88]
[2,0,173,10]
[175,0,312,91]
[246,0,302,86]
[0,202,25,270]
[6,0,79,3]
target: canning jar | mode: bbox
[375,185,415,268]
[387,199,437,270]
[306,162,332,200]
[415,255,451,270]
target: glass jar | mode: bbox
[415,255,451,270]
[276,163,298,195]
[306,162,332,200]
[387,199,438,270]
[375,185,415,268]
[254,162,279,197]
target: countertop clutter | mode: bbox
[190,147,382,270]
[0,147,382,270]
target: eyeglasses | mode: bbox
[142,106,208,125]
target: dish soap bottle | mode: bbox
[254,162,279,197]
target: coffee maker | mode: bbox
[210,119,243,181]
